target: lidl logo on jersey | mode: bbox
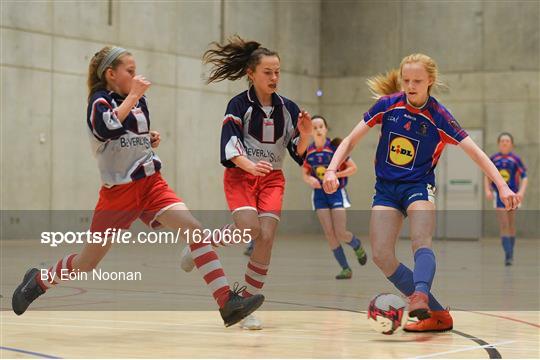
[386,132,419,170]
[315,166,326,180]
[499,169,510,183]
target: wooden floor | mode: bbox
[1,235,539,358]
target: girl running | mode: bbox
[181,36,312,329]
[485,132,527,266]
[12,46,263,327]
[302,115,367,279]
[323,53,519,332]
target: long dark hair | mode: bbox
[203,35,279,84]
[312,115,342,147]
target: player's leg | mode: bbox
[404,200,452,332]
[12,184,138,315]
[179,167,261,269]
[243,215,277,295]
[406,200,436,319]
[507,209,516,262]
[317,208,351,279]
[239,215,278,330]
[210,168,262,249]
[12,241,113,316]
[157,203,264,326]
[330,207,367,266]
[239,172,283,330]
[496,207,512,265]
[370,205,402,277]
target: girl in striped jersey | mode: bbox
[323,54,520,332]
[180,36,312,330]
[12,46,263,326]
[484,132,528,265]
[302,115,367,279]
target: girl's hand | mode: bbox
[150,130,161,148]
[485,191,493,201]
[247,160,273,176]
[129,75,151,99]
[322,170,339,194]
[307,176,322,189]
[497,184,520,210]
[297,110,312,137]
[517,191,525,204]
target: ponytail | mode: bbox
[203,35,279,84]
[366,53,444,99]
[366,69,401,99]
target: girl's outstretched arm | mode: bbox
[323,121,370,194]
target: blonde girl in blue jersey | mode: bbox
[323,54,519,332]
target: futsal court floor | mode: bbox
[1,235,539,358]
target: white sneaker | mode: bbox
[180,245,195,272]
[240,314,263,330]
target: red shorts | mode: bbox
[223,168,285,220]
[90,172,184,233]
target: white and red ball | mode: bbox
[367,293,407,335]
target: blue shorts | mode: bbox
[372,179,436,215]
[312,188,351,210]
[492,191,505,209]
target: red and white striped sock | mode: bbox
[243,260,268,297]
[35,254,77,291]
[189,242,230,308]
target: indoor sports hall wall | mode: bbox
[1,1,539,236]
[0,1,321,212]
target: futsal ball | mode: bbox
[367,293,407,335]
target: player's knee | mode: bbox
[238,223,260,241]
[372,250,393,270]
[258,231,275,246]
[184,218,203,232]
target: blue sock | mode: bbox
[387,263,444,311]
[509,236,515,258]
[332,246,349,270]
[501,236,512,260]
[346,235,361,250]
[413,248,436,296]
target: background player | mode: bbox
[12,46,263,327]
[485,132,528,265]
[302,115,367,279]
[323,53,520,332]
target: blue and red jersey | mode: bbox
[86,90,161,187]
[303,138,348,189]
[489,152,527,192]
[363,92,468,186]
[220,86,304,169]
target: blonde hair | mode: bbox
[87,46,131,101]
[367,53,444,99]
